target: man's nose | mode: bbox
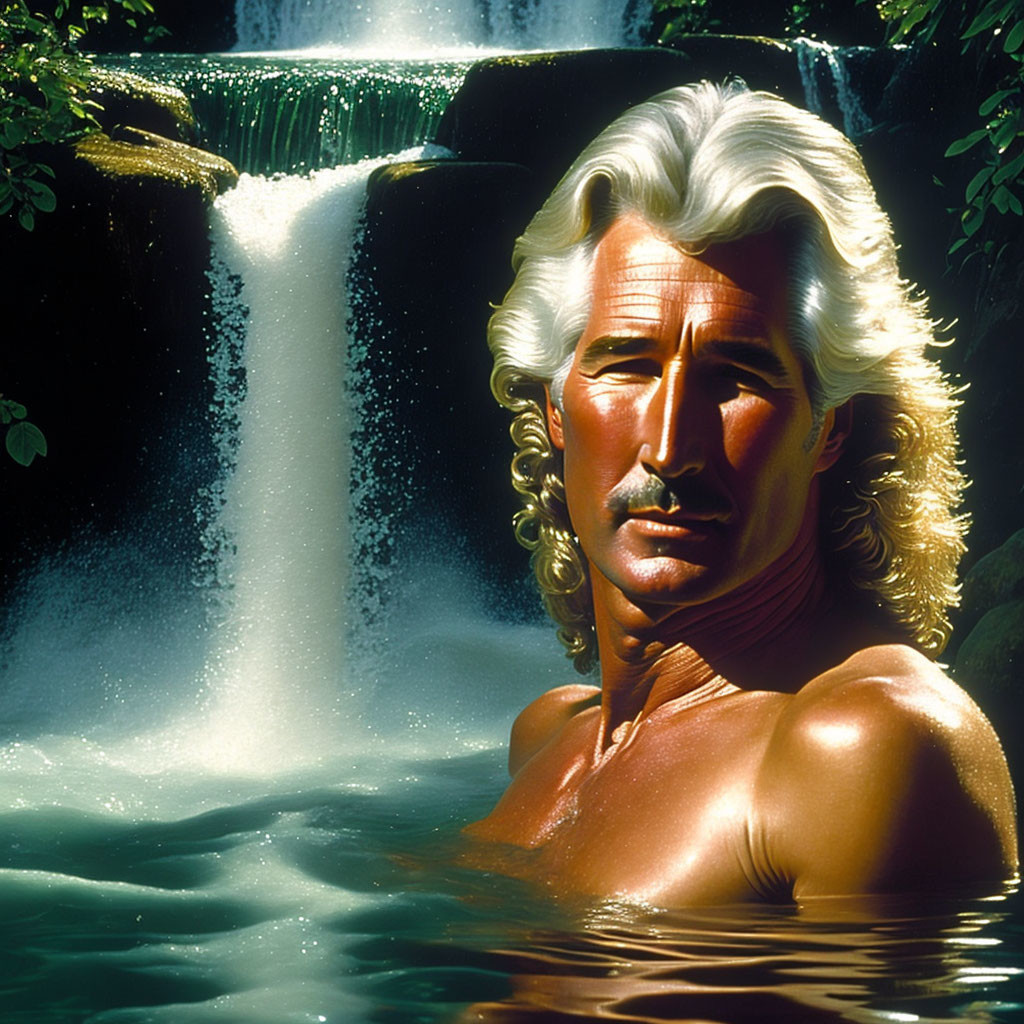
[639,363,707,479]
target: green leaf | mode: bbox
[966,164,995,202]
[893,3,930,38]
[994,114,1020,152]
[993,149,1024,184]
[945,129,989,156]
[880,0,943,43]
[0,121,28,149]
[27,182,55,211]
[962,0,1014,39]
[4,402,27,420]
[963,205,985,236]
[993,184,1013,212]
[980,88,1018,115]
[17,205,35,231]
[1008,190,1024,214]
[5,421,47,466]
[1005,20,1024,51]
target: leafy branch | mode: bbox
[0,397,46,465]
[877,0,1024,268]
[1,2,164,467]
[0,0,165,230]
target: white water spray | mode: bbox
[234,0,649,53]
[189,161,388,774]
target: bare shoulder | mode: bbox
[508,684,601,776]
[758,644,1018,899]
[787,643,985,730]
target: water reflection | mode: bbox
[444,892,1023,1022]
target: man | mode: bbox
[464,82,1017,906]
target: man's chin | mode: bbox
[596,557,735,613]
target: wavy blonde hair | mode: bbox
[489,81,966,672]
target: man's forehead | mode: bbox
[591,214,788,302]
[585,215,790,332]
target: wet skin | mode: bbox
[465,215,1017,906]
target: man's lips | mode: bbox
[624,507,726,535]
[624,505,725,523]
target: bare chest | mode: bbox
[467,696,786,904]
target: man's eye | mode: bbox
[717,365,773,393]
[598,358,661,379]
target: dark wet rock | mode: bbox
[355,159,539,615]
[0,73,236,579]
[956,598,1024,693]
[87,65,198,144]
[434,42,806,200]
[959,529,1024,636]
[954,597,1024,781]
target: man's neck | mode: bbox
[590,514,843,750]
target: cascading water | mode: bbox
[794,37,874,141]
[190,164,367,772]
[235,0,650,52]
[111,54,471,175]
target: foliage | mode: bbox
[655,0,808,42]
[653,0,717,38]
[1,2,164,466]
[652,0,884,46]
[0,397,46,465]
[876,0,1024,269]
[0,0,164,231]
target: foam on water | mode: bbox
[234,0,650,52]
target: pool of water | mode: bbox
[0,738,1021,1024]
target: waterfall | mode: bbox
[234,0,650,52]
[108,54,471,176]
[794,38,873,140]
[188,162,377,773]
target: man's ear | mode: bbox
[814,400,852,473]
[545,388,565,451]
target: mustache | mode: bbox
[607,473,731,519]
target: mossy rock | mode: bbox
[953,597,1024,781]
[75,127,238,201]
[1,122,235,572]
[88,65,198,143]
[956,598,1024,695]
[959,528,1024,636]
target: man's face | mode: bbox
[548,214,840,612]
